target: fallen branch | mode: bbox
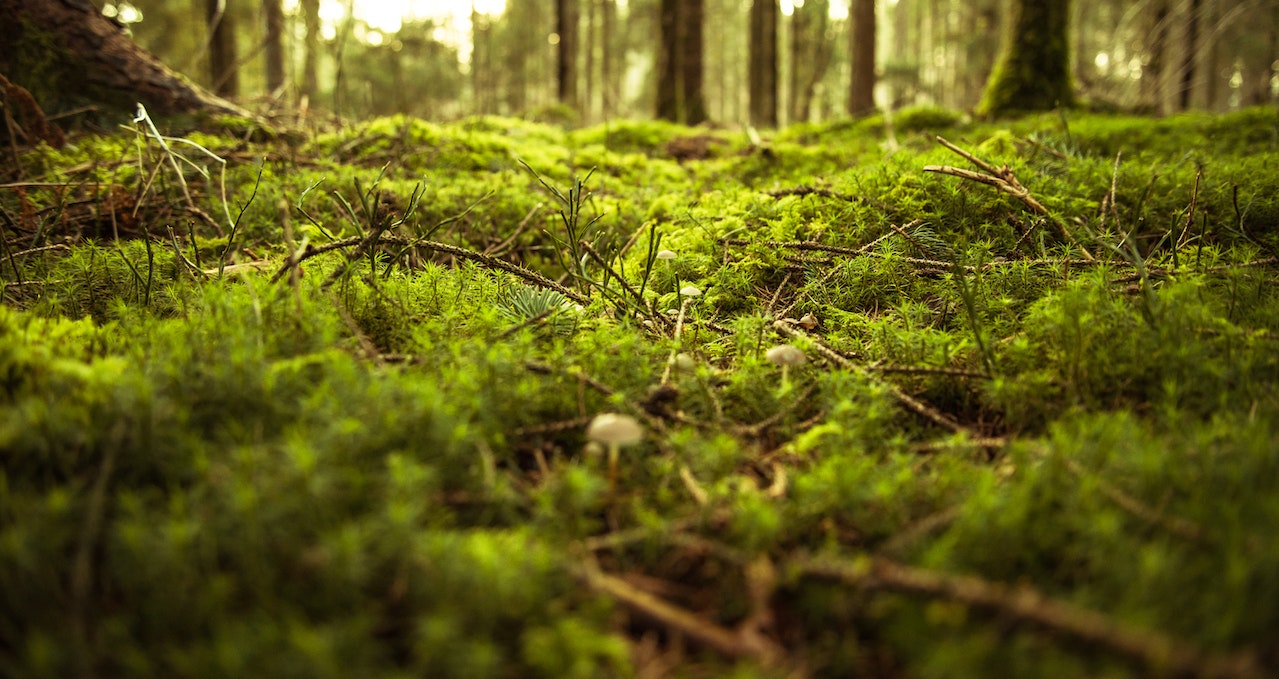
[773,320,969,435]
[269,235,589,305]
[926,136,1094,260]
[798,554,1264,679]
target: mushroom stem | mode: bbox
[608,443,620,492]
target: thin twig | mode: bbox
[773,320,967,434]
[798,554,1263,679]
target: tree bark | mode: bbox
[556,0,579,111]
[655,0,706,123]
[749,0,779,127]
[848,0,877,116]
[978,0,1074,116]
[206,0,240,97]
[0,0,251,124]
[1140,0,1170,112]
[681,0,707,124]
[300,0,322,101]
[263,0,286,94]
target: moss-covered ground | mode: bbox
[3,106,1279,678]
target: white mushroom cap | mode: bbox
[585,413,644,446]
[656,250,677,260]
[679,285,702,297]
[765,344,807,367]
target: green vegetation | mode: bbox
[3,107,1279,678]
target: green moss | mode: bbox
[3,107,1279,678]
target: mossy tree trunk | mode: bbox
[978,0,1074,117]
[0,0,250,125]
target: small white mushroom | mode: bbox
[656,250,677,260]
[679,285,702,298]
[586,413,644,489]
[765,344,807,390]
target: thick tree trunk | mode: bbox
[978,0,1074,116]
[749,0,778,127]
[263,0,286,94]
[848,0,877,116]
[0,0,250,125]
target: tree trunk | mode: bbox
[263,0,285,94]
[602,0,616,118]
[749,0,778,127]
[978,0,1074,116]
[1140,0,1169,112]
[1178,0,1202,110]
[300,0,321,100]
[681,0,707,124]
[206,0,240,97]
[848,0,877,116]
[556,0,579,111]
[656,0,680,121]
[0,0,250,126]
[655,0,706,123]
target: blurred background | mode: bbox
[96,0,1279,124]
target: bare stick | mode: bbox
[773,320,967,434]
[926,136,1094,260]
[799,554,1263,679]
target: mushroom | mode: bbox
[679,285,702,298]
[656,249,681,295]
[585,413,644,490]
[765,344,807,390]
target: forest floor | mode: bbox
[2,105,1279,679]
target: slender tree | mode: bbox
[263,0,286,94]
[206,0,240,97]
[682,0,708,124]
[556,0,580,111]
[300,0,322,101]
[978,0,1074,116]
[748,0,779,126]
[848,0,877,116]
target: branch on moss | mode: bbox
[797,554,1264,679]
[577,559,783,664]
[773,320,968,434]
[269,235,589,305]
[926,136,1094,261]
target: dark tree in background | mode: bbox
[300,0,322,101]
[848,0,876,116]
[748,0,778,126]
[789,0,833,123]
[206,0,240,97]
[979,0,1074,116]
[556,0,580,111]
[655,0,706,124]
[263,0,286,94]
